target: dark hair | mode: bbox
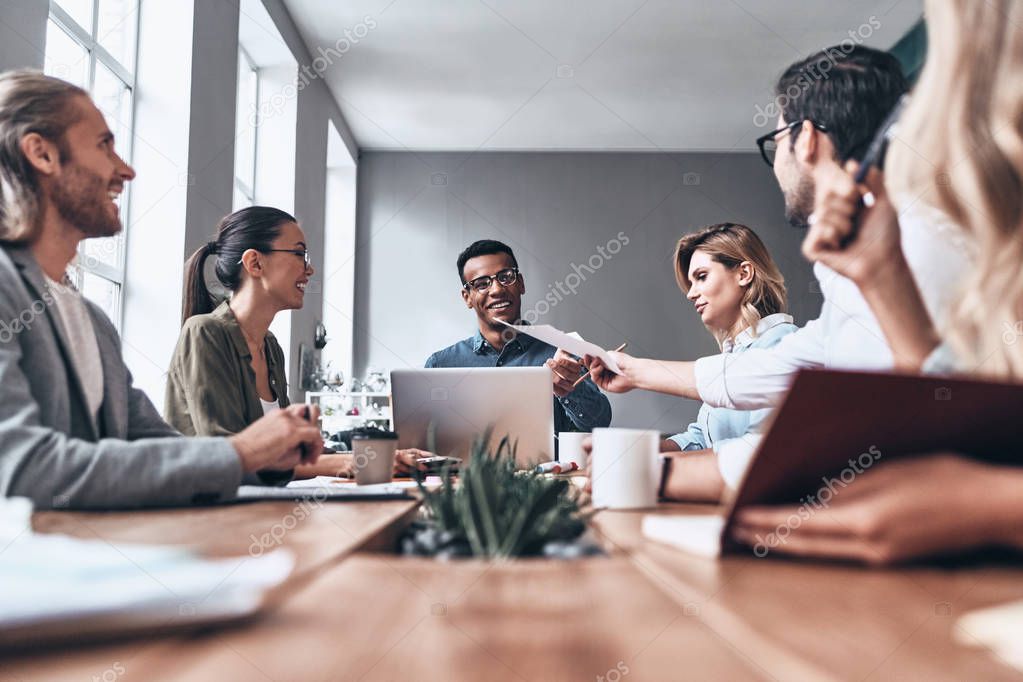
[455,239,518,284]
[776,45,908,162]
[181,206,296,324]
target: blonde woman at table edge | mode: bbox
[656,223,796,502]
[736,0,1023,564]
[166,206,418,481]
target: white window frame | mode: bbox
[234,45,260,206]
[47,0,141,328]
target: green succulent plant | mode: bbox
[406,429,590,559]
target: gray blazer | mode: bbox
[0,243,243,509]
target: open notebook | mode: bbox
[642,368,1023,558]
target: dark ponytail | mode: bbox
[180,206,297,324]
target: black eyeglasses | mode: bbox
[755,120,829,167]
[463,267,519,293]
[240,248,312,268]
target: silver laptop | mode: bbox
[390,367,555,467]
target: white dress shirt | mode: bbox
[694,201,973,412]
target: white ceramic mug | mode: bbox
[558,432,588,470]
[589,428,660,509]
[351,433,398,485]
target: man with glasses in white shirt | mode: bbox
[585,45,968,487]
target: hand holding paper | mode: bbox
[497,320,623,374]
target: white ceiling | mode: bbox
[280,0,922,152]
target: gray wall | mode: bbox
[353,151,819,433]
[182,0,241,260]
[0,0,47,70]
[261,0,359,402]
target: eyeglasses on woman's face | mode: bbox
[239,248,312,268]
[265,248,312,269]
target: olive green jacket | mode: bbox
[165,301,290,437]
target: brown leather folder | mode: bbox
[720,368,1023,551]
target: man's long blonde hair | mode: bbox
[0,70,86,243]
[673,223,788,347]
[887,0,1023,377]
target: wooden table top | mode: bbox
[4,500,1021,681]
[30,497,420,576]
[591,504,1023,681]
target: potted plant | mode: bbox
[401,431,601,560]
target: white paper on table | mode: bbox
[641,514,725,558]
[497,320,623,374]
[0,529,294,632]
[956,598,1023,672]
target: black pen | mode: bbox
[853,94,908,208]
[300,405,311,462]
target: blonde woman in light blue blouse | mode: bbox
[659,223,796,501]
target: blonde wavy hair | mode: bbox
[887,0,1023,378]
[673,223,788,347]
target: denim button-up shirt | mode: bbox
[668,313,797,452]
[425,328,612,433]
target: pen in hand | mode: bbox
[300,405,311,462]
[572,342,628,388]
[852,94,908,210]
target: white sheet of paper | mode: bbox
[641,514,724,558]
[956,598,1023,672]
[497,320,623,374]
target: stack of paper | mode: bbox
[0,497,293,647]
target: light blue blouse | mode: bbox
[668,313,798,453]
[922,341,959,374]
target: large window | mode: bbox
[43,0,139,328]
[233,47,259,210]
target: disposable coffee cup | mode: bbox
[351,432,398,485]
[589,428,659,509]
[557,432,588,470]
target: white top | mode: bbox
[45,275,104,430]
[260,398,280,415]
[694,201,972,412]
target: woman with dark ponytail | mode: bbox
[166,206,347,480]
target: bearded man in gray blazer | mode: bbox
[0,70,322,510]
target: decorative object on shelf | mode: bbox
[314,321,328,350]
[307,361,344,393]
[324,363,344,392]
[298,344,318,392]
[401,430,597,559]
[306,382,393,435]
[364,367,388,393]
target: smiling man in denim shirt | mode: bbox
[425,240,611,434]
